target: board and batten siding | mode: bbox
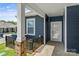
[25,15,44,39]
[67,5,79,52]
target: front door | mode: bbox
[51,21,62,42]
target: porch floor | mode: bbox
[47,41,79,56]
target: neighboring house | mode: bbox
[0,22,17,33]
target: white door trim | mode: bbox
[50,21,62,42]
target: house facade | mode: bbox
[0,22,17,33]
[15,3,79,56]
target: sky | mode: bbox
[0,3,17,22]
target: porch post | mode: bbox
[15,3,26,56]
[44,16,46,44]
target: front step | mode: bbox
[34,45,55,56]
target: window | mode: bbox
[26,18,35,35]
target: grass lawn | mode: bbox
[5,32,16,35]
[0,43,16,56]
[0,43,32,56]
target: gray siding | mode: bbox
[67,5,79,52]
[36,16,44,38]
[25,15,44,38]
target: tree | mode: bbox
[0,20,17,25]
[0,20,6,22]
[7,21,17,25]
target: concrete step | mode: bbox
[34,45,55,56]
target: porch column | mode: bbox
[44,16,46,44]
[15,3,26,56]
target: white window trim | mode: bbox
[26,18,35,36]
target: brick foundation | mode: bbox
[15,40,27,56]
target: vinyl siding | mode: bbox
[25,15,44,39]
[67,5,79,52]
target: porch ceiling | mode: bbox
[26,3,79,17]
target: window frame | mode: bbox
[26,18,35,35]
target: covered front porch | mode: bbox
[16,3,79,56]
[0,3,79,56]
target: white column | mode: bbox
[65,6,67,52]
[15,3,26,56]
[44,16,46,44]
[16,3,25,42]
